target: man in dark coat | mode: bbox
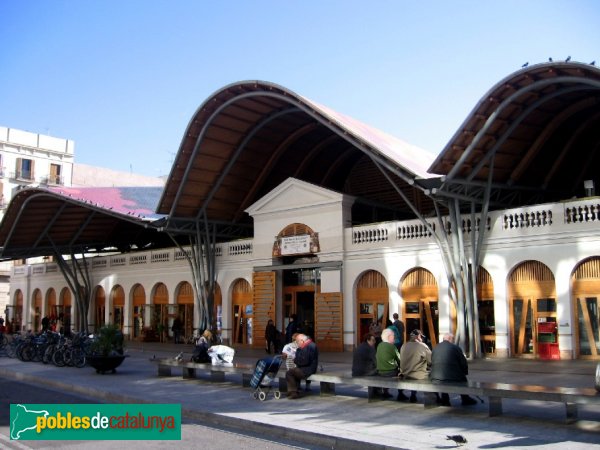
[391,313,405,350]
[430,333,477,406]
[352,333,377,376]
[265,319,280,354]
[285,334,318,399]
[285,314,299,344]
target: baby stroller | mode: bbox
[250,355,283,401]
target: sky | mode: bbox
[1,1,599,178]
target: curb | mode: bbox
[0,366,396,450]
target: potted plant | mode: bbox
[89,324,128,374]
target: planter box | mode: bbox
[88,354,128,374]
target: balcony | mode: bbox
[11,171,35,182]
[40,175,64,186]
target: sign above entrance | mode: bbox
[281,235,310,255]
[272,223,320,257]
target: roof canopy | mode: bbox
[429,61,600,206]
[2,62,600,260]
[158,81,437,236]
[0,186,171,259]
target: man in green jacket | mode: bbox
[376,328,409,401]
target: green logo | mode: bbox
[10,404,181,440]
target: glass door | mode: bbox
[403,299,439,347]
[576,297,600,357]
[283,286,315,340]
[511,297,557,357]
[358,301,387,343]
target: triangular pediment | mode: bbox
[246,177,349,216]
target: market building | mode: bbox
[2,61,600,360]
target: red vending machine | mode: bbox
[537,321,560,360]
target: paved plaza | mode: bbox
[1,342,599,449]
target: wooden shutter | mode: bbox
[177,282,194,304]
[112,286,124,307]
[153,283,168,304]
[252,271,275,348]
[315,292,343,352]
[133,285,146,306]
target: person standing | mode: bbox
[285,334,318,399]
[171,316,183,344]
[400,329,432,403]
[391,313,405,350]
[285,314,299,344]
[430,333,477,406]
[369,320,382,346]
[265,319,279,354]
[352,333,377,377]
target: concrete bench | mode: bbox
[307,371,600,423]
[151,358,255,386]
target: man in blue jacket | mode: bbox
[285,334,318,399]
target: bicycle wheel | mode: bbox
[20,344,34,362]
[53,349,65,367]
[43,345,55,364]
[6,342,17,358]
[32,345,43,362]
[72,348,86,368]
[63,348,73,366]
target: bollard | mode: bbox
[596,363,600,392]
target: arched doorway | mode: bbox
[232,279,252,346]
[572,257,600,359]
[110,285,125,331]
[151,283,169,342]
[283,269,317,341]
[32,289,42,332]
[13,290,23,332]
[46,288,57,322]
[176,281,194,341]
[477,267,496,355]
[401,267,439,347]
[131,284,146,340]
[509,260,557,358]
[356,270,388,344]
[60,288,72,335]
[93,286,106,332]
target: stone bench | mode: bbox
[307,371,600,423]
[151,358,255,386]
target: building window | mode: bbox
[15,158,35,181]
[49,164,62,185]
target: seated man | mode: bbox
[400,329,431,403]
[376,328,409,401]
[352,333,377,377]
[430,333,478,406]
[285,334,318,399]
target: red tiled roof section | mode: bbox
[49,186,165,220]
